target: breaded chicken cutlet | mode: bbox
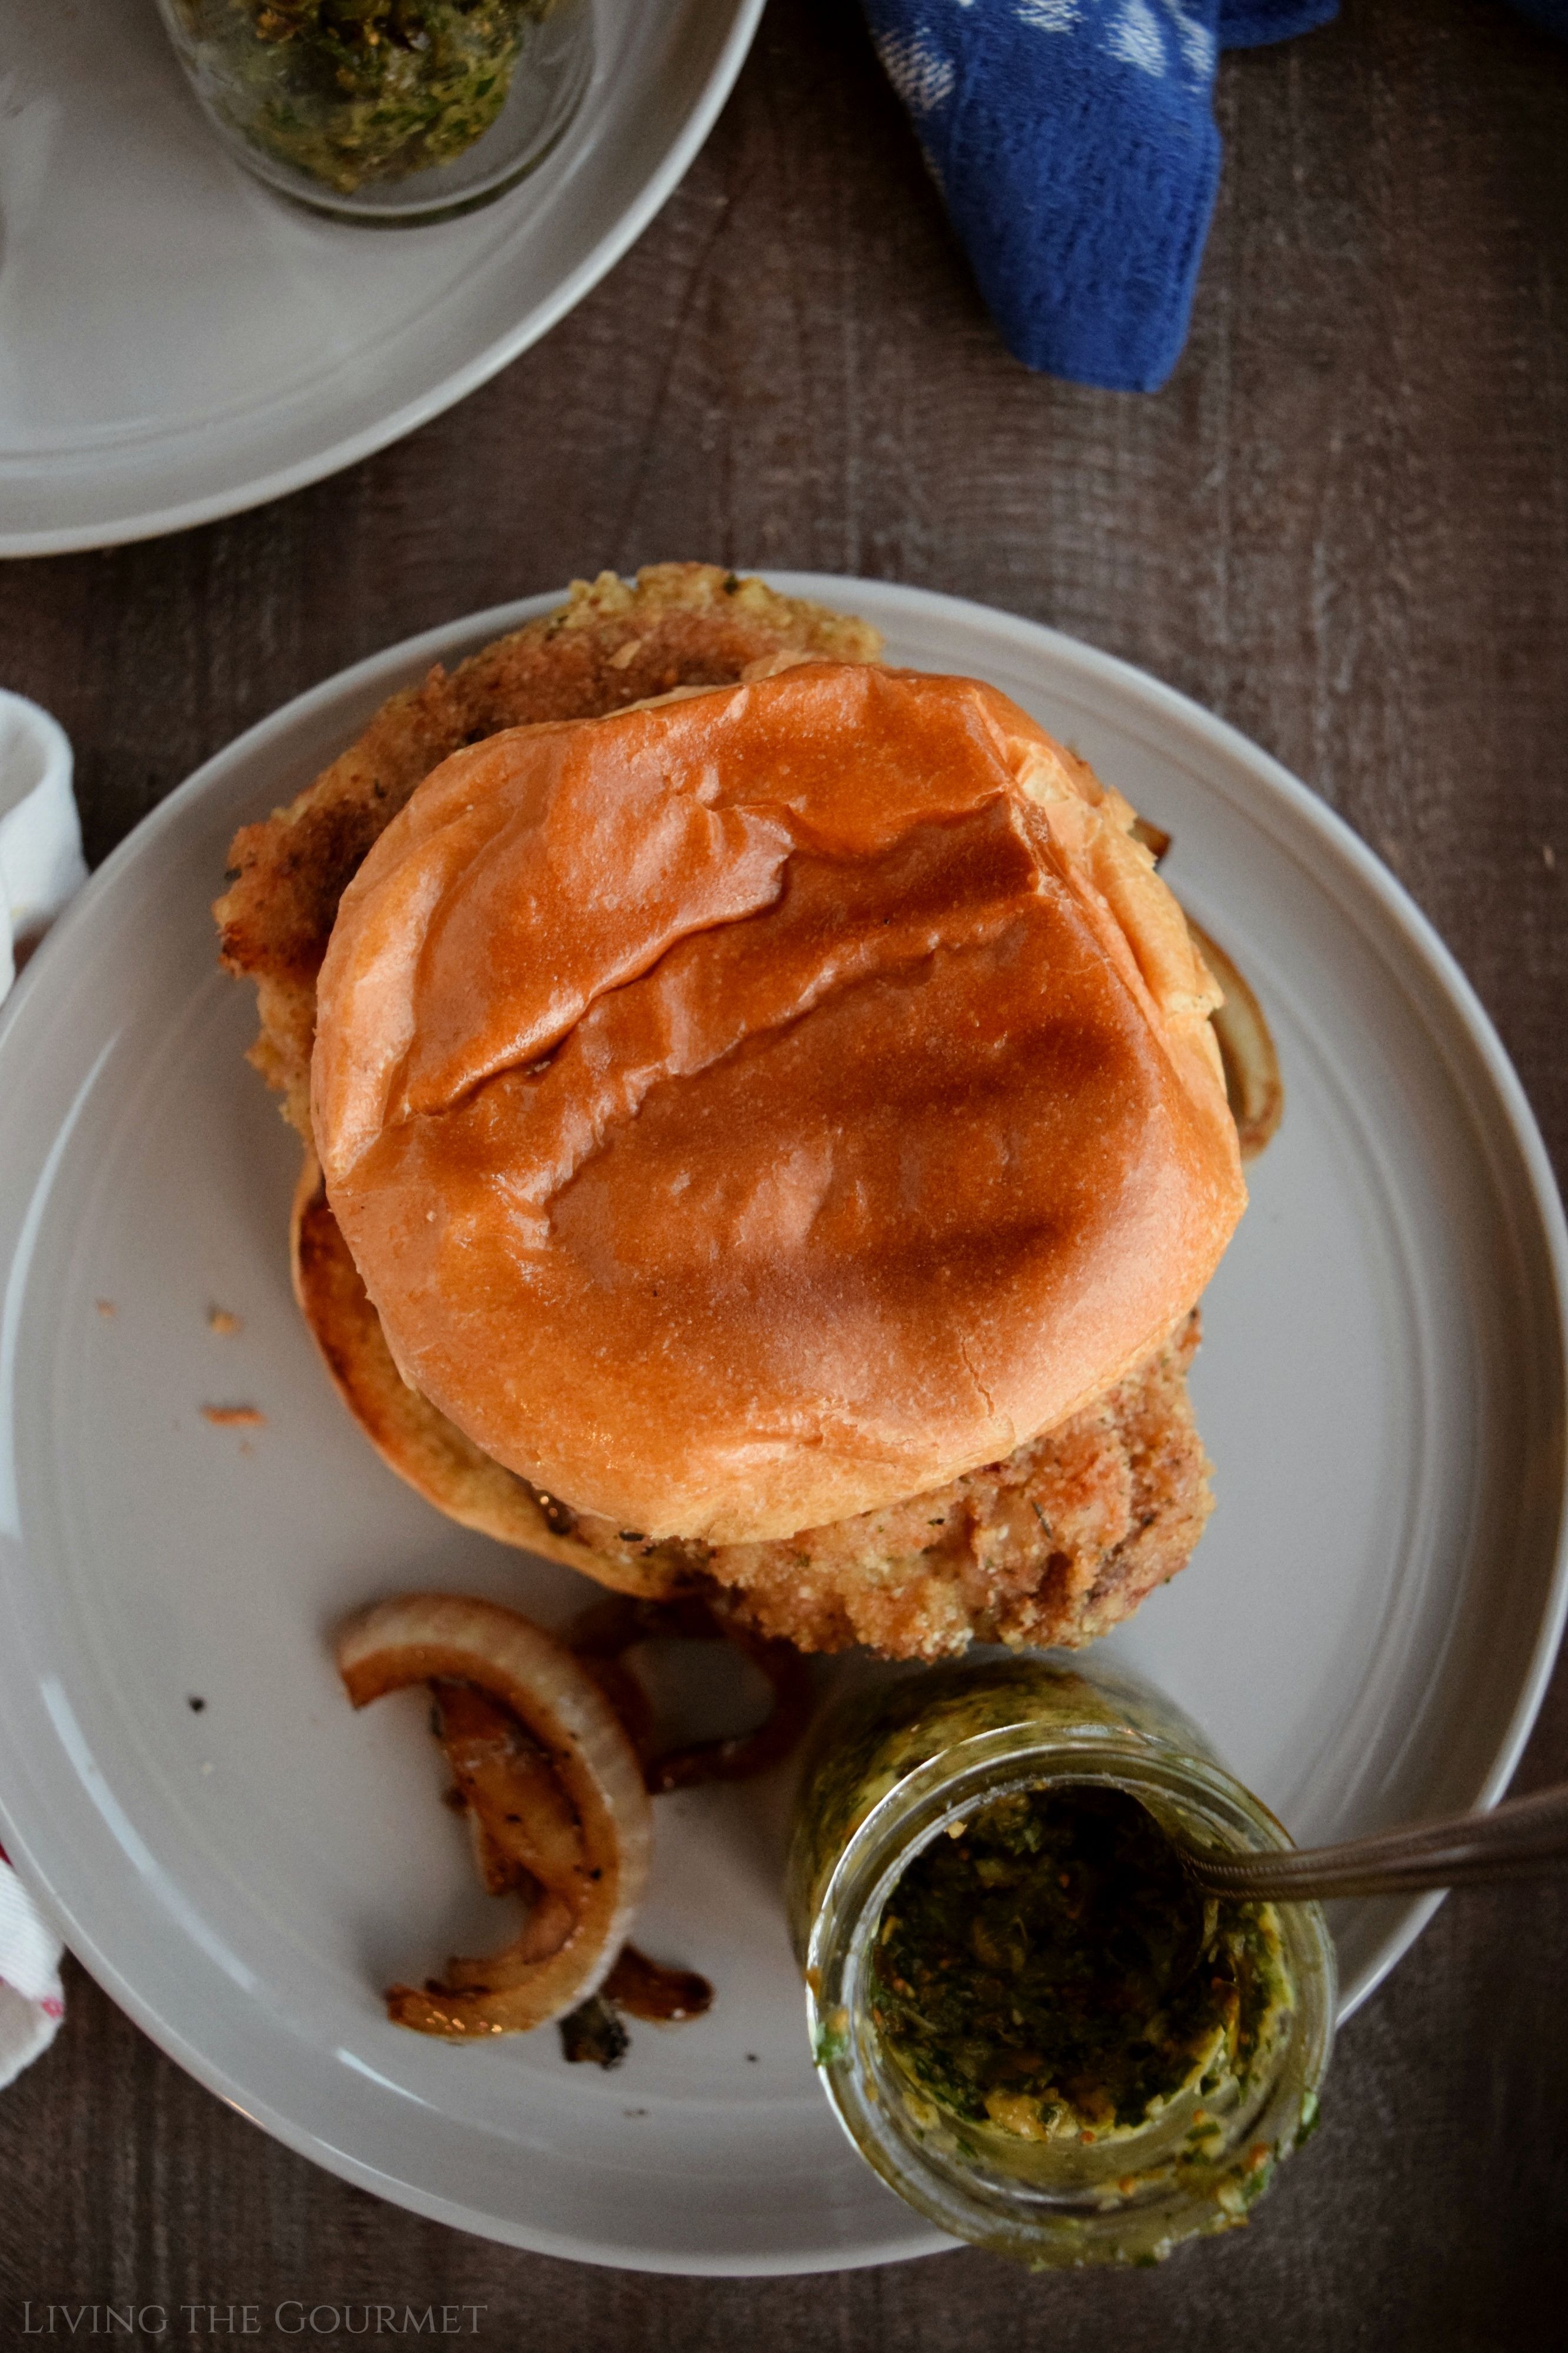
[218,564,1216,1661]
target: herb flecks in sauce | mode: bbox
[870,1787,1289,2145]
[179,1,554,193]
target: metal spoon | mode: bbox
[1173,1782,1568,1902]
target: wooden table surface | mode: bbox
[3,0,1566,2343]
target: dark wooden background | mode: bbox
[3,0,1566,2343]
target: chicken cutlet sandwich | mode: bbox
[217,565,1246,1661]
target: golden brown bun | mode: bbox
[289,1155,698,1601]
[215,564,883,1142]
[312,661,1246,1545]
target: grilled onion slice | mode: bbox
[565,1592,815,1792]
[1186,917,1285,1161]
[336,1594,652,2037]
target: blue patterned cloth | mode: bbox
[1507,0,1568,36]
[859,1,1337,392]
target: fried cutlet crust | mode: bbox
[707,1312,1210,1658]
[221,564,1215,1658]
[216,564,882,1141]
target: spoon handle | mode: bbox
[1177,1782,1568,1902]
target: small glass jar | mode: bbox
[787,1653,1335,2268]
[155,1,593,226]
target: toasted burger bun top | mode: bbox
[313,662,1245,1545]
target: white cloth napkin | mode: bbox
[0,688,81,2084]
[1,687,86,1002]
[0,1849,65,2089]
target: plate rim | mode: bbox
[0,0,766,560]
[1,573,1565,2273]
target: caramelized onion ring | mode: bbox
[336,1594,652,2036]
[432,1678,585,1898]
[1124,817,1283,1162]
[1186,917,1285,1161]
[566,1594,815,1793]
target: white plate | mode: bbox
[0,0,762,556]
[1,578,1565,2275]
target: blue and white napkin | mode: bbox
[859,3,1329,391]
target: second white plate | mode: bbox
[0,0,762,554]
[0,576,1563,2272]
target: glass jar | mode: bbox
[787,1653,1336,2267]
[155,1,594,226]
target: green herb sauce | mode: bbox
[870,1785,1289,2145]
[179,1,553,193]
